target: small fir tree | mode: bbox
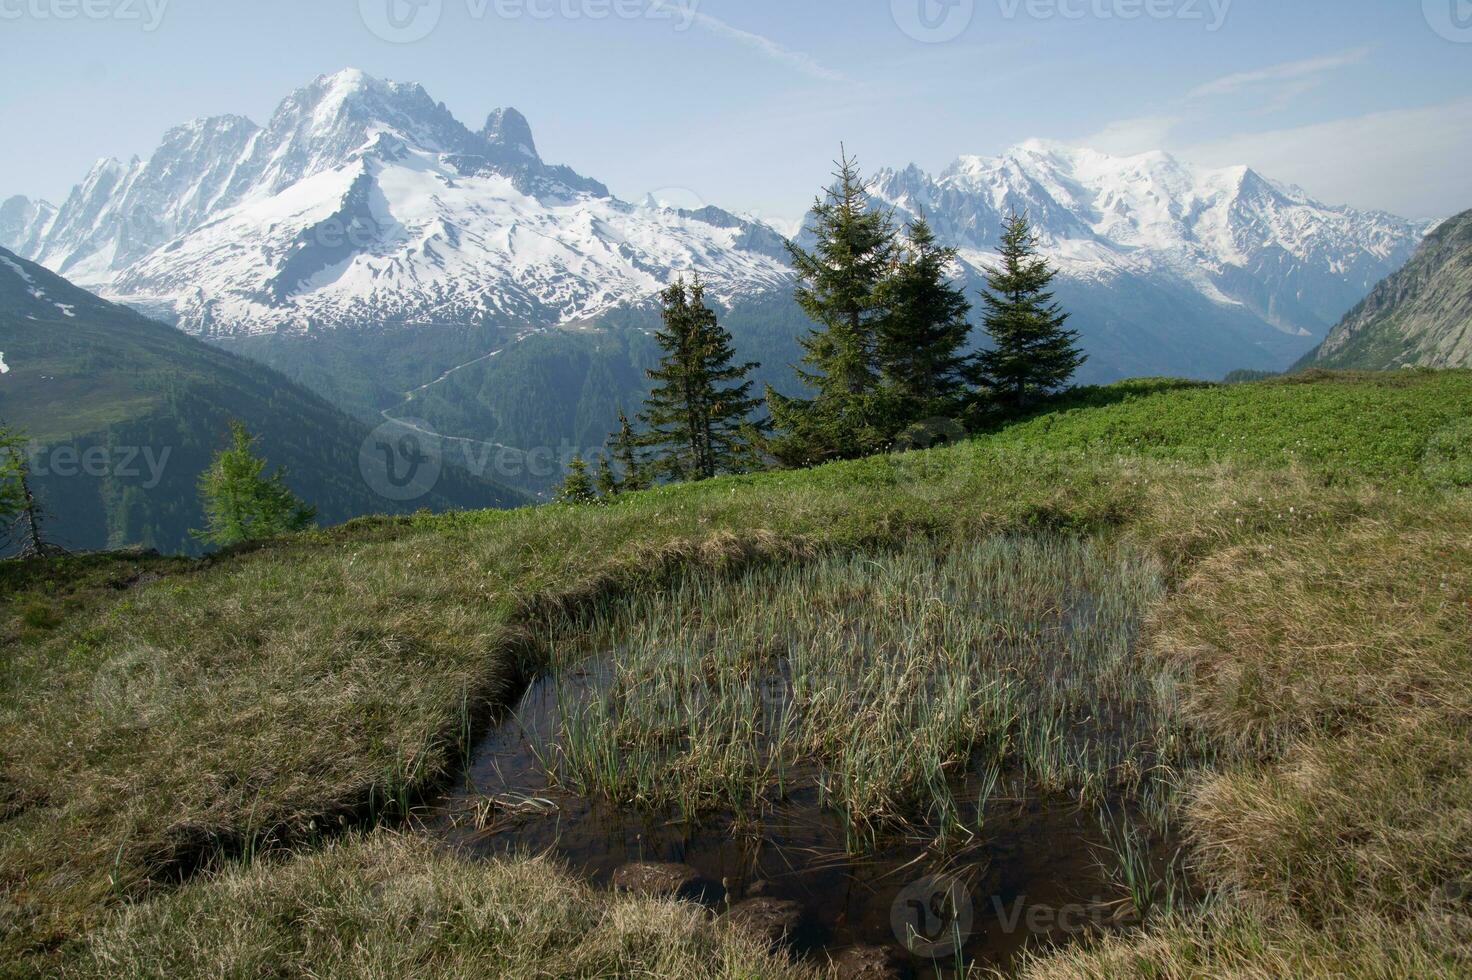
[194,421,316,547]
[609,410,647,492]
[636,277,765,482]
[876,216,974,427]
[593,452,618,498]
[768,149,897,465]
[971,213,1085,411]
[556,454,598,504]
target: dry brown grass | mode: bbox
[1020,497,1472,978]
[71,831,815,980]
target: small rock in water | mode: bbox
[832,945,909,979]
[611,862,715,903]
[727,897,804,946]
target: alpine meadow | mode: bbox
[2,3,1471,978]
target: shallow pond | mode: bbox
[423,662,1173,976]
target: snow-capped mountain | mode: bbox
[4,69,1425,386]
[9,69,790,336]
[869,141,1424,343]
[0,196,56,257]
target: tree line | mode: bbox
[561,150,1085,502]
[1,150,1087,552]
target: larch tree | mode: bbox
[194,420,316,547]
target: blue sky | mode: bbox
[2,0,1469,221]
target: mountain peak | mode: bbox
[290,68,431,116]
[314,67,388,98]
[483,107,539,160]
[1009,137,1073,157]
[870,144,1424,347]
[0,196,57,254]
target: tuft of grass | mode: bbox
[71,831,813,980]
[1024,486,1472,977]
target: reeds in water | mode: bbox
[534,536,1186,850]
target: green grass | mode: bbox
[2,370,1470,977]
[980,370,1472,480]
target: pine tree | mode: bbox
[555,454,598,504]
[636,277,765,483]
[194,421,316,547]
[768,149,897,465]
[876,216,974,427]
[971,213,1086,411]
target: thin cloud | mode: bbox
[1070,47,1376,158]
[1076,115,1184,155]
[651,1,847,82]
[1180,98,1472,219]
[1186,47,1371,101]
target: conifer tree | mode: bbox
[1,429,61,558]
[636,277,765,482]
[593,452,618,498]
[11,460,55,558]
[556,455,598,504]
[971,213,1085,411]
[768,149,897,465]
[609,410,647,492]
[0,427,27,529]
[194,421,316,547]
[876,216,974,427]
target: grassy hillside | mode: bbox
[0,248,524,553]
[982,371,1472,478]
[2,370,1470,977]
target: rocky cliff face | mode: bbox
[1302,209,1472,370]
